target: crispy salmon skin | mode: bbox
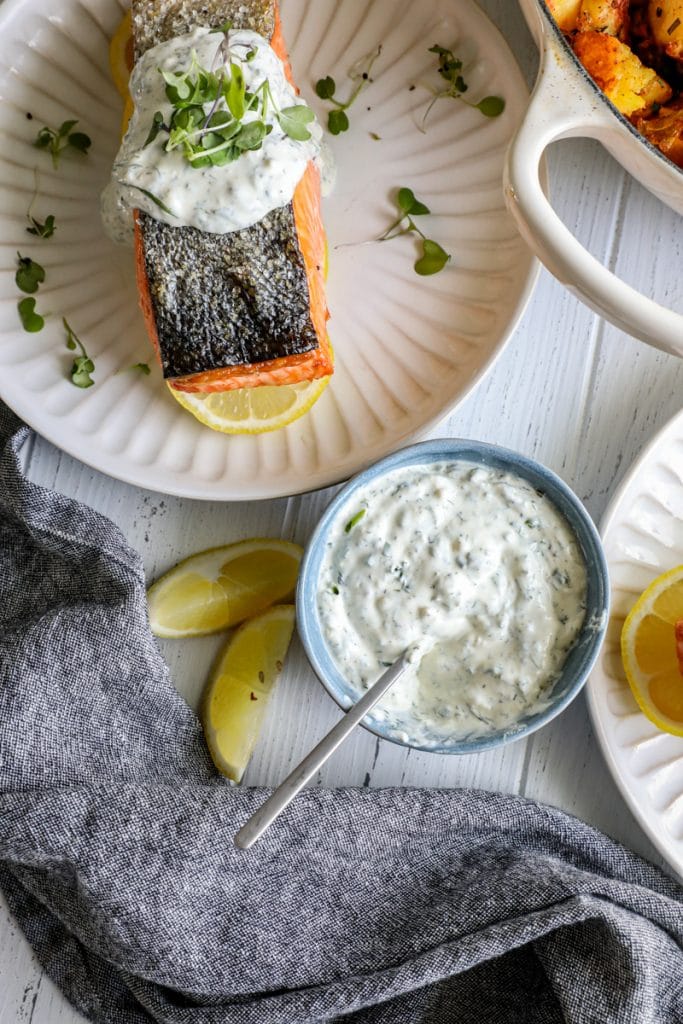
[132,0,332,393]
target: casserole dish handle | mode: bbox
[504,40,683,357]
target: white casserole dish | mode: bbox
[505,0,683,355]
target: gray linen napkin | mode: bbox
[0,402,682,1024]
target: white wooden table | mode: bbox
[2,1,683,1020]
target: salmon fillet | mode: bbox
[132,0,332,393]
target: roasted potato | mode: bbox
[648,0,683,61]
[573,30,673,114]
[547,0,582,31]
[577,0,630,39]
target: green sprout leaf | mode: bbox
[315,76,336,100]
[414,238,450,276]
[225,63,246,120]
[327,108,349,135]
[345,509,366,533]
[63,318,95,388]
[131,362,151,374]
[397,188,430,217]
[476,95,505,118]
[210,20,232,34]
[17,297,45,332]
[277,104,315,141]
[15,253,46,294]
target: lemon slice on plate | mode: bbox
[147,539,302,637]
[168,376,330,435]
[203,604,295,782]
[621,564,683,736]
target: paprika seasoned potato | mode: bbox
[548,0,683,165]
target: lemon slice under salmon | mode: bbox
[203,604,295,782]
[147,539,303,638]
[168,374,331,434]
[621,564,683,736]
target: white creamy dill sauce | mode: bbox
[101,26,322,242]
[316,461,588,745]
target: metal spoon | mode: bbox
[234,651,410,849]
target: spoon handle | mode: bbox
[234,652,409,849]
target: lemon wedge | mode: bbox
[168,375,330,434]
[621,564,683,736]
[203,604,295,781]
[147,539,302,638]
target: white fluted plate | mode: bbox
[588,407,683,879]
[0,0,536,499]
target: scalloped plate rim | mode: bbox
[587,405,683,880]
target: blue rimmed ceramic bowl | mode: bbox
[296,438,610,754]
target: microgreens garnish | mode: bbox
[378,188,451,276]
[18,297,45,333]
[34,119,92,168]
[131,362,151,374]
[63,318,95,388]
[315,45,382,135]
[421,45,505,129]
[345,509,366,533]
[15,253,46,294]
[144,31,315,170]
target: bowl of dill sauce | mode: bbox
[297,439,609,754]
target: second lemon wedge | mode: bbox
[147,538,303,638]
[203,604,296,782]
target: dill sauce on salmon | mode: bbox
[317,462,588,743]
[102,26,322,242]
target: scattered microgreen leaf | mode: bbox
[421,44,505,129]
[18,297,45,332]
[377,187,451,277]
[345,509,366,533]
[15,253,46,294]
[476,95,506,118]
[210,20,232,34]
[34,119,92,168]
[315,76,336,100]
[414,238,450,275]
[63,318,95,388]
[131,362,151,374]
[315,45,381,135]
[369,131,381,140]
[27,213,56,238]
[328,109,349,135]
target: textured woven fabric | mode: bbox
[0,403,682,1024]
